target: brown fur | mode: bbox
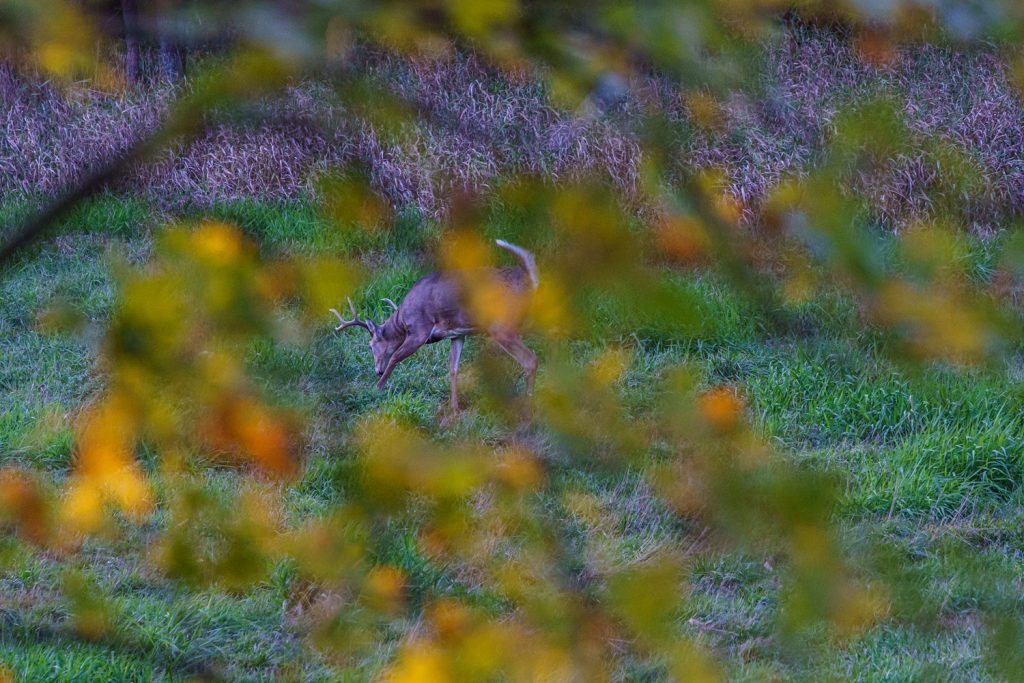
[333,241,538,411]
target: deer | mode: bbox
[331,240,539,412]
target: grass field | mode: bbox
[2,194,1024,681]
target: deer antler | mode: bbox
[330,298,374,332]
[382,297,399,313]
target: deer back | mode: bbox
[396,267,532,341]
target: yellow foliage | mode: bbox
[656,214,712,265]
[449,0,519,38]
[362,565,407,614]
[34,8,95,79]
[494,447,543,490]
[0,468,50,545]
[192,221,247,264]
[698,385,744,433]
[201,395,299,477]
[665,642,723,683]
[530,274,573,336]
[605,553,687,645]
[63,570,114,640]
[285,511,367,583]
[684,91,725,131]
[831,580,891,637]
[62,396,151,533]
[874,279,987,361]
[388,644,449,683]
[588,347,631,386]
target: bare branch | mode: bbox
[0,135,159,268]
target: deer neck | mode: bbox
[379,314,406,340]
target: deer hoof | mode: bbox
[439,398,463,421]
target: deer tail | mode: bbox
[495,239,539,291]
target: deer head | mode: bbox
[330,298,400,377]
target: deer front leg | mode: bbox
[376,332,429,390]
[449,337,465,411]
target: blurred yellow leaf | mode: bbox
[656,214,711,265]
[606,554,686,644]
[0,468,51,545]
[698,385,744,433]
[388,644,449,683]
[63,396,151,532]
[34,7,95,79]
[448,0,519,37]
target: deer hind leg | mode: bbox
[492,334,537,396]
[449,337,465,411]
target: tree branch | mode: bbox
[0,134,160,268]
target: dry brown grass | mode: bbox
[4,27,1024,230]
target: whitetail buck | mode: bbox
[331,240,538,411]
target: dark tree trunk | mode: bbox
[158,29,185,81]
[122,0,140,83]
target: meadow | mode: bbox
[1,192,1023,681]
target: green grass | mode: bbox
[198,198,439,258]
[2,195,1024,680]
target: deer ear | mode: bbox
[367,320,379,336]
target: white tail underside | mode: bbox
[495,239,539,290]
